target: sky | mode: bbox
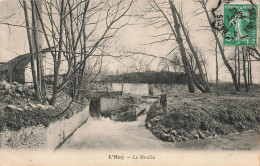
[0,0,259,83]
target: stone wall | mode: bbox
[0,106,89,150]
[151,84,195,96]
[94,83,149,96]
[100,97,123,113]
[123,83,149,96]
[111,83,123,91]
[94,95,145,118]
[94,83,191,96]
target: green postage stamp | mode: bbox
[223,4,258,46]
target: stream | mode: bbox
[59,113,260,151]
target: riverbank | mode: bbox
[0,80,89,149]
[146,85,260,142]
[0,80,88,132]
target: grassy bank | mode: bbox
[146,84,260,142]
[0,81,88,132]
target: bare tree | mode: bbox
[138,0,214,93]
[248,53,252,85]
[160,60,171,71]
[195,0,240,91]
[248,47,260,61]
[137,0,214,93]
[23,0,42,101]
[18,0,135,105]
[234,47,237,81]
[35,0,46,98]
[242,47,249,92]
[237,46,241,87]
[167,0,195,93]
[174,3,211,92]
[215,39,219,95]
[130,57,148,72]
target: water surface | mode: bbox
[59,115,260,151]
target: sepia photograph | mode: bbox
[0,0,259,165]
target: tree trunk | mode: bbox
[23,0,41,101]
[242,47,249,92]
[215,40,219,95]
[247,52,250,86]
[51,0,65,106]
[237,46,240,87]
[199,52,209,83]
[234,47,237,78]
[191,70,207,93]
[176,9,210,93]
[31,0,42,98]
[249,54,253,85]
[168,0,195,93]
[202,3,239,91]
[35,0,46,98]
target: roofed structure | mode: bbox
[0,48,51,83]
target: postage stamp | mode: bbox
[223,4,258,46]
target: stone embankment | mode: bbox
[0,106,89,149]
[0,80,55,112]
[0,80,89,149]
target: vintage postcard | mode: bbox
[0,0,259,165]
